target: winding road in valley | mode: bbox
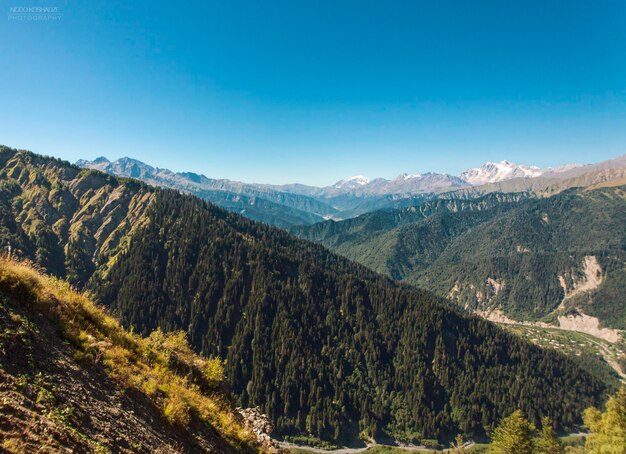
[277,440,475,453]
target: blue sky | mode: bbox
[1,0,625,185]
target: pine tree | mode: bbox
[0,147,612,443]
[489,410,535,454]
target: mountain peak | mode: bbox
[395,173,422,181]
[460,160,544,185]
[116,156,148,166]
[333,175,370,189]
[77,156,156,179]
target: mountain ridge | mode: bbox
[76,155,336,228]
[76,153,623,226]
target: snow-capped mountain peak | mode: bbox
[545,163,584,173]
[333,175,371,189]
[395,173,422,181]
[459,160,543,185]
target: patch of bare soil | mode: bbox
[558,255,603,309]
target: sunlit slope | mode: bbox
[0,258,262,453]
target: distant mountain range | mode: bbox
[76,155,617,227]
[76,156,338,228]
[292,156,626,335]
[459,160,583,185]
[79,149,623,364]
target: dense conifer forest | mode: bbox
[293,187,626,329]
[0,147,612,443]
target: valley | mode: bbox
[501,324,625,380]
[293,179,626,335]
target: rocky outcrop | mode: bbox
[448,277,504,310]
[476,307,623,345]
[237,407,283,452]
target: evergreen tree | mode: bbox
[0,147,613,443]
[294,182,626,331]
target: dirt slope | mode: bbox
[0,259,265,453]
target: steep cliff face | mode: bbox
[415,187,626,330]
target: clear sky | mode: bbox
[1,0,625,185]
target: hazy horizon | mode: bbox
[65,148,622,187]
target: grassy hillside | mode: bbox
[0,258,262,453]
[0,147,613,444]
[0,146,155,288]
[501,324,625,382]
[293,186,626,330]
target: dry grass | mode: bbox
[0,257,260,452]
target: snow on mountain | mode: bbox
[326,172,469,196]
[76,157,340,220]
[396,173,422,181]
[333,175,371,189]
[77,155,590,219]
[544,163,584,174]
[459,160,544,185]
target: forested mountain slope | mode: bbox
[293,186,626,330]
[415,186,626,328]
[0,147,155,287]
[0,146,612,443]
[291,193,529,278]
